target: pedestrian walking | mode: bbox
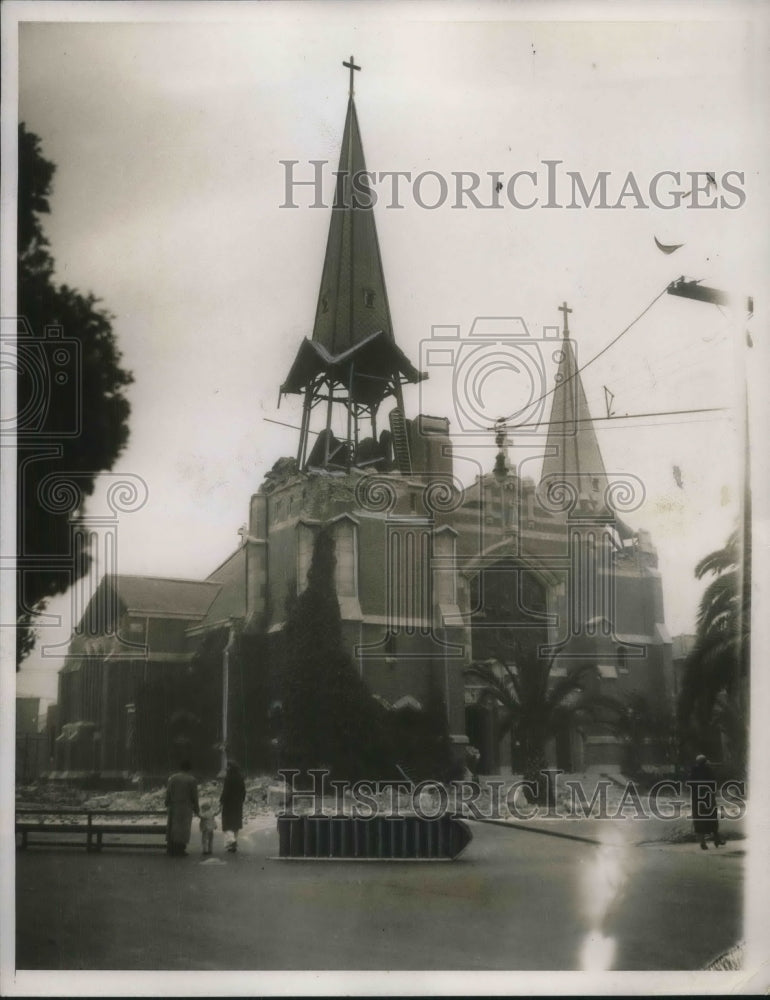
[165,759,200,857]
[688,753,725,850]
[220,760,246,853]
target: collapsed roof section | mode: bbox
[281,330,424,409]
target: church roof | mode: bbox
[538,324,609,513]
[108,574,220,618]
[282,88,422,407]
[72,574,221,640]
[198,547,247,628]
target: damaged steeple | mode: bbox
[280,57,425,472]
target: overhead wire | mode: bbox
[530,291,735,422]
[502,284,671,424]
[266,406,733,440]
[267,285,737,440]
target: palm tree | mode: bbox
[678,527,749,773]
[465,630,617,800]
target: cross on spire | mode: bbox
[558,300,572,338]
[343,56,361,97]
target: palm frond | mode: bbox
[696,571,738,634]
[694,530,739,579]
[544,663,597,712]
[464,661,519,711]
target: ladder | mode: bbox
[388,407,412,475]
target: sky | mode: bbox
[7,1,769,705]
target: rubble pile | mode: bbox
[16,774,278,818]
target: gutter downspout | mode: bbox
[220,622,237,776]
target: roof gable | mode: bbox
[108,574,220,618]
[198,547,247,628]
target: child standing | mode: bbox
[199,798,219,855]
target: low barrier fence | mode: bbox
[15,808,168,852]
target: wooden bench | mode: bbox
[16,808,169,852]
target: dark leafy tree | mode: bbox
[678,527,749,773]
[16,124,133,664]
[281,525,388,782]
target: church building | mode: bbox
[49,60,673,784]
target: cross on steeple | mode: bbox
[558,300,572,338]
[343,56,361,97]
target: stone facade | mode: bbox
[48,433,673,782]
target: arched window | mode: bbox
[433,527,457,605]
[334,517,358,598]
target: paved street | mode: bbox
[15,817,742,971]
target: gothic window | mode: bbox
[526,492,536,528]
[433,529,456,605]
[617,646,629,674]
[363,288,375,308]
[521,572,547,615]
[321,294,329,314]
[334,518,358,598]
[297,523,315,593]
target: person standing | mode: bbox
[198,798,219,856]
[220,760,246,853]
[688,753,725,850]
[165,760,200,857]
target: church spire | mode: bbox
[310,59,394,355]
[539,303,609,513]
[281,58,424,472]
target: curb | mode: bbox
[470,816,602,846]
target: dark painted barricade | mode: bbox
[276,814,472,860]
